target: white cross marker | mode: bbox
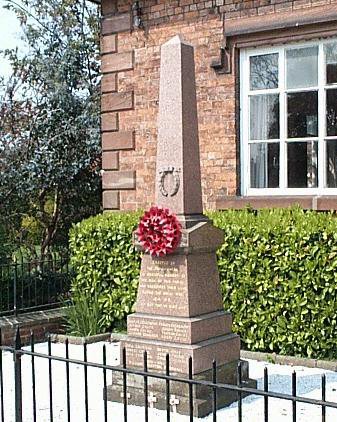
[148,391,157,408]
[169,395,180,413]
[120,392,131,403]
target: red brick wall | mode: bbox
[1,318,64,346]
[100,0,336,211]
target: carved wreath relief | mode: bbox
[158,166,181,197]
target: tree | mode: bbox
[0,0,101,258]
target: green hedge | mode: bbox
[69,212,141,330]
[210,208,337,359]
[70,208,337,359]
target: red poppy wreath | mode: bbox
[136,206,182,257]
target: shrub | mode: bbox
[209,207,337,359]
[69,212,142,331]
[70,208,337,359]
[64,292,105,337]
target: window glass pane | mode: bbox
[287,91,318,138]
[286,47,318,89]
[325,43,337,85]
[250,94,279,140]
[327,89,337,136]
[287,141,318,188]
[327,140,337,187]
[250,53,278,90]
[250,143,279,188]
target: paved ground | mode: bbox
[1,341,337,421]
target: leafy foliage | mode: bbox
[209,207,337,359]
[69,212,142,331]
[0,0,101,257]
[70,208,337,359]
[0,224,12,264]
[64,292,105,337]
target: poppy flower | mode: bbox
[136,206,182,256]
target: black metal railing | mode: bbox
[0,328,336,422]
[0,254,72,316]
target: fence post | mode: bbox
[13,259,18,317]
[13,326,22,422]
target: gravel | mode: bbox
[1,341,337,421]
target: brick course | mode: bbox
[102,131,135,150]
[101,73,118,93]
[0,309,65,347]
[101,51,134,73]
[100,0,337,210]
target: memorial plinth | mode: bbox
[107,35,256,417]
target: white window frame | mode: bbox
[240,38,337,196]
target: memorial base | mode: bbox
[106,360,257,418]
[120,331,241,373]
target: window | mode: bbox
[240,39,337,195]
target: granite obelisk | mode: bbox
[107,35,255,417]
[155,35,203,219]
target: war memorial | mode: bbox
[107,35,255,417]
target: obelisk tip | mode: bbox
[162,35,192,47]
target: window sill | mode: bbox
[216,196,337,211]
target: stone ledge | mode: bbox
[226,4,337,37]
[0,308,65,346]
[103,191,120,209]
[216,196,337,211]
[102,151,119,170]
[122,333,240,374]
[110,332,127,342]
[51,331,127,344]
[51,332,111,345]
[107,360,255,418]
[101,51,134,73]
[101,0,116,16]
[101,74,117,94]
[0,308,66,328]
[241,350,337,371]
[100,34,117,54]
[102,131,135,151]
[101,112,118,132]
[102,91,134,113]
[101,13,131,35]
[127,311,233,344]
[102,170,136,190]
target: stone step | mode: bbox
[107,360,256,418]
[127,310,233,344]
[121,333,240,374]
